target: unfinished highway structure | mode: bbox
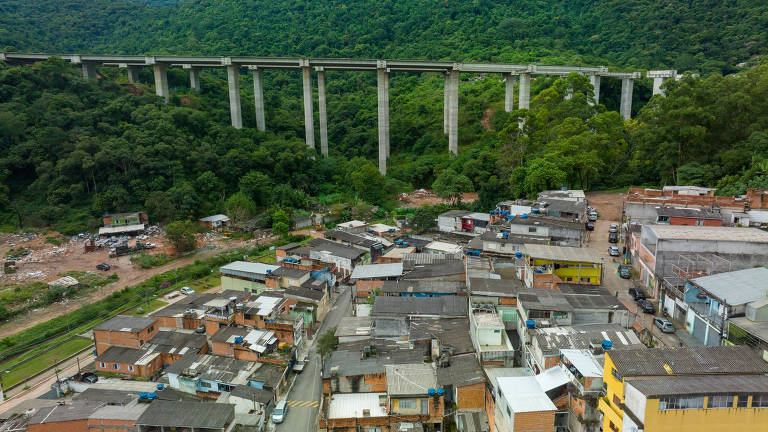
[3,53,676,174]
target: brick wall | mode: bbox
[30,419,87,432]
[356,279,385,298]
[87,418,136,432]
[513,410,555,432]
[457,382,486,410]
[94,322,158,355]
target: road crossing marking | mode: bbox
[286,400,320,408]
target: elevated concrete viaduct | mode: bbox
[1,52,645,175]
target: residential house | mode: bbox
[681,266,768,346]
[468,230,548,257]
[210,327,279,361]
[423,240,463,255]
[537,198,587,221]
[247,362,290,398]
[27,401,105,432]
[283,283,331,331]
[380,280,466,297]
[334,316,373,343]
[350,263,404,299]
[538,189,586,202]
[503,215,585,247]
[409,318,476,356]
[95,330,207,378]
[93,315,158,355]
[336,220,369,233]
[459,212,492,235]
[99,211,148,236]
[621,375,768,432]
[165,353,260,398]
[401,258,466,282]
[494,375,558,432]
[469,278,522,331]
[632,225,768,299]
[379,245,417,263]
[370,223,399,236]
[372,296,468,319]
[220,261,280,296]
[236,293,287,328]
[218,385,274,430]
[149,293,219,329]
[559,349,604,432]
[320,392,390,432]
[385,363,444,425]
[135,401,236,432]
[322,348,423,395]
[522,244,603,289]
[525,323,643,373]
[88,399,150,432]
[470,303,515,367]
[199,214,230,230]
[598,346,768,432]
[653,207,724,226]
[265,266,311,289]
[558,284,631,326]
[324,230,388,260]
[437,353,487,424]
[438,210,473,233]
[306,238,370,276]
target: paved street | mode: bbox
[274,286,353,432]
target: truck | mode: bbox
[109,242,146,258]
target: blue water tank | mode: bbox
[515,252,523,258]
[148,392,157,400]
[531,208,539,214]
[502,232,509,239]
[521,213,528,219]
[266,269,272,273]
[526,320,536,329]
[157,384,164,391]
[139,392,148,400]
[234,336,244,344]
[561,186,568,190]
[437,388,446,396]
[428,388,436,396]
[602,340,613,351]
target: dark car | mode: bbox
[628,288,645,300]
[619,265,631,279]
[585,222,595,231]
[75,372,98,383]
[638,299,655,314]
[608,232,618,243]
[96,263,111,271]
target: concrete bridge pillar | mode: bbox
[563,75,573,101]
[448,70,459,155]
[504,74,516,112]
[620,78,634,120]
[302,65,315,149]
[377,66,390,175]
[251,67,265,132]
[317,68,328,157]
[189,67,201,92]
[443,74,450,135]
[152,64,169,102]
[518,73,531,109]
[126,66,139,83]
[226,65,243,129]
[82,62,98,79]
[589,75,601,105]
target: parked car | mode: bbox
[654,317,675,333]
[585,222,595,231]
[609,223,618,233]
[608,232,618,243]
[293,356,308,373]
[272,400,288,424]
[181,286,195,295]
[144,242,157,249]
[638,299,655,314]
[588,212,598,221]
[628,288,645,300]
[96,263,111,271]
[74,372,98,383]
[608,246,620,256]
[195,325,206,334]
[619,265,631,279]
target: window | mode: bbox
[752,394,768,408]
[99,362,106,368]
[609,421,619,432]
[580,277,590,282]
[113,364,120,370]
[199,381,212,389]
[421,399,428,414]
[128,365,135,372]
[658,395,704,410]
[528,227,537,233]
[708,395,734,408]
[611,368,623,382]
[506,406,511,417]
[657,216,669,223]
[736,395,748,408]
[398,399,416,409]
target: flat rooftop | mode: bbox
[647,225,768,242]
[95,315,156,332]
[328,393,387,419]
[524,244,603,263]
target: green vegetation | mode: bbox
[317,327,339,357]
[44,236,62,246]
[0,336,92,389]
[165,221,200,252]
[130,252,172,269]
[130,299,167,316]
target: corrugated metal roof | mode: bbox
[524,244,603,263]
[608,346,768,377]
[690,267,768,305]
[560,349,603,378]
[136,400,234,428]
[219,261,279,279]
[95,315,156,332]
[648,225,768,242]
[626,375,768,397]
[372,296,468,317]
[385,363,437,396]
[497,376,557,413]
[199,214,230,222]
[350,263,404,279]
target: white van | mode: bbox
[272,400,288,424]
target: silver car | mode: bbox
[608,246,620,256]
[654,317,675,333]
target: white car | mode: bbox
[608,246,620,256]
[180,286,195,295]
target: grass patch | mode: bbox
[44,236,62,246]
[130,252,172,269]
[130,299,168,316]
[0,336,92,388]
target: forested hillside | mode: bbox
[1,0,768,232]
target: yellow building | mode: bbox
[599,346,768,432]
[523,244,603,289]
